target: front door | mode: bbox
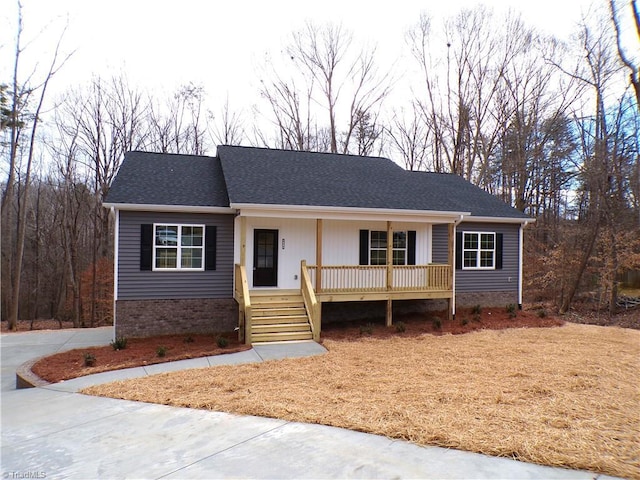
[253,229,278,287]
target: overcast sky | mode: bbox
[2,0,606,101]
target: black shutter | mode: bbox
[205,226,217,271]
[495,233,503,270]
[407,231,416,265]
[455,231,462,270]
[359,230,369,265]
[140,224,153,271]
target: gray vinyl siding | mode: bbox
[433,222,520,293]
[117,211,234,299]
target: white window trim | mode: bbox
[369,230,408,266]
[152,223,205,271]
[462,231,496,270]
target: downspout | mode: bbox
[111,207,118,341]
[452,214,464,318]
[518,220,530,309]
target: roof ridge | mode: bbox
[128,150,215,160]
[216,144,395,163]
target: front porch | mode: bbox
[234,261,453,344]
[233,215,456,344]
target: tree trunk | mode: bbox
[559,221,600,314]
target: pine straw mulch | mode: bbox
[32,333,250,383]
[83,322,640,479]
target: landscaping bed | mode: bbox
[31,333,250,383]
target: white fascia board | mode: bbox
[232,203,470,223]
[103,202,235,214]
[464,215,535,225]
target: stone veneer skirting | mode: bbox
[115,298,238,338]
[454,291,519,309]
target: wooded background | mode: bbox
[2,2,639,329]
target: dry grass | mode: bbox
[83,323,640,479]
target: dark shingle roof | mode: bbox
[217,146,529,219]
[217,145,405,209]
[105,151,229,207]
[106,146,529,220]
[403,172,530,218]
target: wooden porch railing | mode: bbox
[304,264,451,293]
[234,264,252,344]
[300,260,321,341]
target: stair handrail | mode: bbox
[235,264,252,344]
[301,260,320,341]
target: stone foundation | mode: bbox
[455,291,519,310]
[115,298,238,338]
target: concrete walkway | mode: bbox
[1,328,619,479]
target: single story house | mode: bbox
[104,146,532,343]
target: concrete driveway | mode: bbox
[0,328,619,479]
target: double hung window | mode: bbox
[154,224,204,270]
[370,231,408,266]
[462,232,495,269]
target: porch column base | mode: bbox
[386,299,393,326]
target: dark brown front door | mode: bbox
[253,229,278,287]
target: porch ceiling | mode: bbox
[232,203,468,224]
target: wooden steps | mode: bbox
[249,293,312,343]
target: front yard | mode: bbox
[83,323,640,479]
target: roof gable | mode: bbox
[217,145,405,209]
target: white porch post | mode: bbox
[316,219,323,292]
[386,221,393,326]
[240,216,246,267]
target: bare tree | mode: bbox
[557,12,627,314]
[147,83,214,154]
[609,0,640,109]
[211,96,245,146]
[2,2,71,329]
[408,8,508,179]
[258,21,391,154]
[258,67,316,150]
[387,103,431,171]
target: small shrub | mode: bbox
[395,321,406,333]
[471,304,482,315]
[359,323,375,335]
[461,317,469,326]
[83,353,96,367]
[506,303,517,318]
[432,316,442,329]
[110,337,128,351]
[216,336,229,348]
[183,335,194,343]
[536,309,547,318]
[156,345,168,357]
